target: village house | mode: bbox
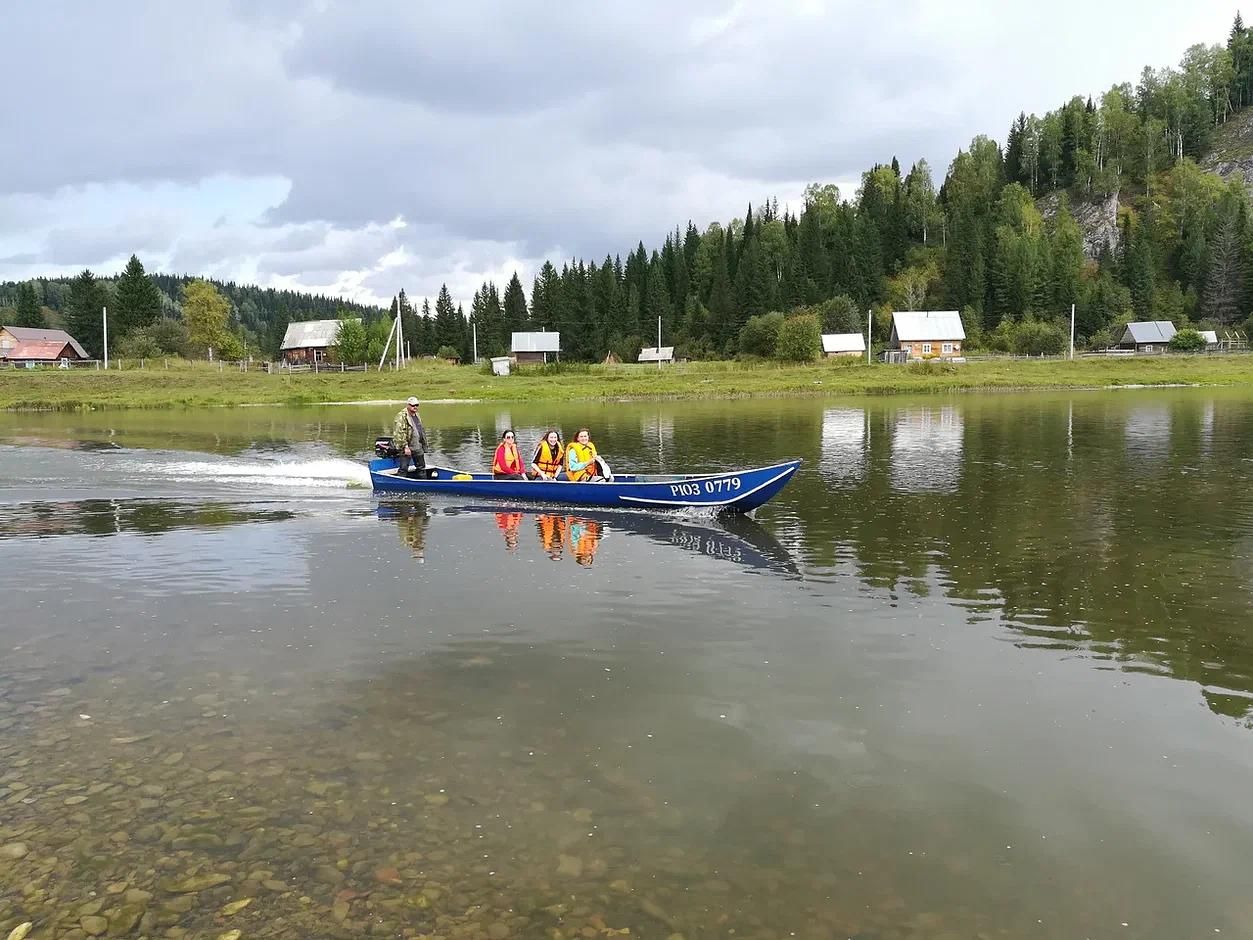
[1117,321,1176,353]
[0,326,89,364]
[888,311,965,360]
[511,331,560,364]
[638,346,674,364]
[821,333,866,358]
[279,319,356,365]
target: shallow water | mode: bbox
[1,391,1252,939]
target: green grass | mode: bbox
[2,355,1252,410]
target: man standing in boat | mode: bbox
[392,396,429,477]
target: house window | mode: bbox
[922,343,932,354]
[942,343,953,354]
[1143,345,1153,353]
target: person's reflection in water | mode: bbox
[395,505,430,564]
[536,514,566,560]
[495,512,523,552]
[566,517,602,567]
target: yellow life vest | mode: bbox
[565,441,598,482]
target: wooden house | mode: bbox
[1117,321,1176,353]
[0,326,88,363]
[821,333,865,358]
[888,311,965,360]
[637,346,674,364]
[279,319,356,365]
[511,331,560,364]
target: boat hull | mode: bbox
[369,458,801,512]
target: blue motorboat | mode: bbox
[369,449,801,513]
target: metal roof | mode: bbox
[2,340,77,361]
[890,311,965,342]
[280,318,356,350]
[821,333,865,353]
[1120,321,1176,345]
[1199,330,1219,344]
[511,331,560,353]
[1,326,89,359]
[637,346,674,362]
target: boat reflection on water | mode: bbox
[376,501,797,576]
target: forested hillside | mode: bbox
[4,15,1253,363]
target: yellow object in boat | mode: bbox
[453,473,472,480]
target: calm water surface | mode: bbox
[1,391,1252,940]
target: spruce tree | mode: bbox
[433,285,461,350]
[14,282,45,329]
[503,272,528,333]
[66,269,106,358]
[113,254,163,336]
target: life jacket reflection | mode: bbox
[566,518,602,567]
[495,512,523,552]
[536,514,566,559]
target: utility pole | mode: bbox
[657,315,662,371]
[472,317,478,364]
[102,306,109,369]
[1069,303,1076,360]
[866,308,872,365]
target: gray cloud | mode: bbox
[0,0,1233,304]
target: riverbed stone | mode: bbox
[79,915,108,936]
[0,841,29,859]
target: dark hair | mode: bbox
[500,429,516,441]
[575,427,591,440]
[544,428,561,442]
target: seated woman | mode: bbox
[564,428,604,482]
[530,429,565,481]
[492,429,527,480]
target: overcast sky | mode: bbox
[0,1,1232,309]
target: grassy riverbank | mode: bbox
[2,355,1253,409]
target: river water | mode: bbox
[1,391,1251,940]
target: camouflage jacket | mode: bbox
[392,408,427,452]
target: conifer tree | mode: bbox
[503,272,528,333]
[14,282,45,329]
[113,254,163,336]
[66,269,106,358]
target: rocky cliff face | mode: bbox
[1037,190,1120,261]
[1201,107,1253,189]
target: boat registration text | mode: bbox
[670,477,742,497]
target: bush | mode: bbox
[436,345,461,361]
[148,318,190,355]
[739,312,784,357]
[1010,320,1067,356]
[1168,328,1206,352]
[775,313,822,362]
[114,329,162,360]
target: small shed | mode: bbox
[1117,321,1176,353]
[638,346,674,364]
[821,333,866,358]
[280,319,357,365]
[490,356,512,376]
[889,311,965,359]
[0,326,88,362]
[511,331,560,364]
[1198,330,1219,349]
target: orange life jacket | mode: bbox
[532,439,565,476]
[493,442,522,475]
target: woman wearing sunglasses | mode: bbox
[492,429,528,480]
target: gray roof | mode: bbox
[280,318,356,350]
[821,333,865,353]
[637,346,674,362]
[1120,321,1176,345]
[1,326,88,358]
[1199,330,1219,344]
[890,311,965,342]
[511,331,560,353]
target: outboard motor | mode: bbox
[374,436,399,458]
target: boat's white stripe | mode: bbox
[617,465,797,507]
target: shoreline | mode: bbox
[1,357,1251,411]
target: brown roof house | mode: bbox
[0,326,89,363]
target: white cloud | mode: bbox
[0,0,1235,308]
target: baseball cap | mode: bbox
[406,397,419,406]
